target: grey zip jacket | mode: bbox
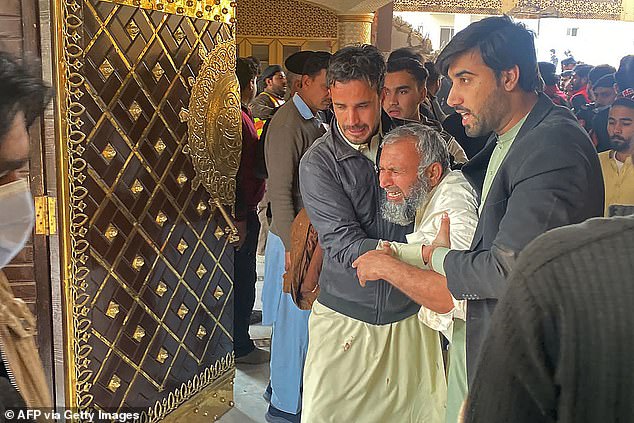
[299,113,419,324]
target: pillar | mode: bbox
[337,13,375,47]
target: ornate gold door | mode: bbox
[53,0,238,419]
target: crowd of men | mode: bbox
[0,12,632,423]
[229,14,634,423]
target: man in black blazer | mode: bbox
[353,16,604,380]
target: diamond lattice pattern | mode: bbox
[80,1,234,410]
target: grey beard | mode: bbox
[381,177,431,226]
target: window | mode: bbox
[440,27,455,49]
[566,28,578,37]
[282,45,301,64]
[251,44,270,69]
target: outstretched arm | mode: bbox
[353,214,454,313]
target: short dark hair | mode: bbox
[615,55,634,91]
[386,58,428,87]
[387,47,424,64]
[561,57,577,66]
[327,44,386,94]
[593,74,616,89]
[236,57,258,92]
[612,97,634,109]
[573,64,593,80]
[588,64,616,86]
[423,62,441,84]
[538,62,558,86]
[246,56,262,75]
[0,53,51,146]
[436,15,540,92]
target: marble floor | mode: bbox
[219,256,270,423]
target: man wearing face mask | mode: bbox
[0,52,53,413]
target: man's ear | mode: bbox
[419,84,428,103]
[425,162,444,187]
[500,65,520,91]
[302,74,312,88]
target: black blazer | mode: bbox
[444,94,605,380]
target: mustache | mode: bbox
[343,124,368,131]
[454,106,472,114]
[610,136,627,142]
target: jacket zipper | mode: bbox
[0,336,20,392]
[370,160,385,324]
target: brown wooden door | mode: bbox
[54,1,236,418]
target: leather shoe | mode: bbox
[262,382,272,402]
[265,404,300,423]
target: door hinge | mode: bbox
[34,196,57,236]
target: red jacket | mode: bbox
[544,85,569,107]
[569,86,590,105]
[235,106,265,221]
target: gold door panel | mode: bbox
[54,0,237,419]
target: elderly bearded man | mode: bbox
[299,45,445,423]
[377,123,478,423]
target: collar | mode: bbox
[462,93,554,181]
[497,113,529,145]
[571,86,589,99]
[610,150,633,165]
[292,93,315,120]
[263,90,284,104]
[241,103,252,117]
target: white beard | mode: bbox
[381,176,431,226]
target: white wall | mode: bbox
[396,12,634,68]
[530,18,634,68]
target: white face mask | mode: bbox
[0,179,34,268]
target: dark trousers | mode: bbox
[233,211,261,357]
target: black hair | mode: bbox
[588,64,616,86]
[236,57,259,92]
[436,15,540,92]
[327,44,386,94]
[593,74,616,89]
[538,62,558,86]
[615,55,634,91]
[386,58,428,86]
[612,97,634,109]
[423,62,441,84]
[561,57,577,66]
[387,47,424,64]
[573,64,593,80]
[302,54,331,78]
[0,52,51,146]
[246,56,262,75]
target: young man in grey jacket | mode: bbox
[299,45,446,423]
